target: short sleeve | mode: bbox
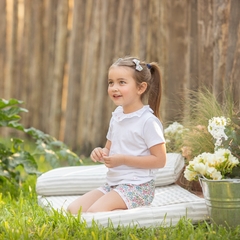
[106,117,113,141]
[143,117,165,148]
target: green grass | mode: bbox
[0,152,240,240]
[1,175,240,239]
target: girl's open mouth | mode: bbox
[113,94,122,99]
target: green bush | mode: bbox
[0,98,82,190]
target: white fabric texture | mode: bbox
[106,105,165,185]
[36,153,184,196]
[38,184,208,227]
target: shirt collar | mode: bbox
[112,105,153,122]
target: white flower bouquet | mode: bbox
[184,148,239,181]
[184,116,240,181]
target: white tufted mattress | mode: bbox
[38,184,208,227]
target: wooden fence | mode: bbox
[0,0,240,155]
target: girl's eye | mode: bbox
[108,81,113,86]
[120,81,126,85]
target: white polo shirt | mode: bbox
[106,105,165,186]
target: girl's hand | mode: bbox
[90,147,110,163]
[90,147,105,162]
[102,154,124,168]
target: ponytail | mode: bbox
[148,63,162,119]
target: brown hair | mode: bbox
[110,56,162,119]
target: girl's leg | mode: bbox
[67,189,104,214]
[87,190,127,212]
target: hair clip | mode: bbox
[132,59,143,71]
[146,63,151,69]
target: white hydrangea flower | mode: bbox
[209,168,222,180]
[215,148,239,168]
[193,152,212,166]
[164,122,185,135]
[165,139,171,143]
[184,167,198,181]
[207,116,229,147]
[206,153,217,166]
[228,154,239,165]
[193,162,207,175]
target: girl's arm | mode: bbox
[103,143,166,169]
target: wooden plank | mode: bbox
[164,0,189,122]
[49,0,69,138]
[0,0,6,98]
[5,0,18,99]
[64,0,87,147]
[197,0,214,89]
[159,0,169,122]
[188,0,199,91]
[225,0,240,106]
[212,0,230,103]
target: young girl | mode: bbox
[67,56,166,214]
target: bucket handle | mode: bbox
[199,176,203,188]
[198,175,206,188]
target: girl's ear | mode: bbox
[138,82,147,95]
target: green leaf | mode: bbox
[49,140,66,148]
[1,106,28,117]
[0,143,13,158]
[35,141,47,154]
[58,149,81,166]
[10,151,39,175]
[0,98,27,131]
[11,138,24,152]
[44,150,60,168]
[7,121,25,131]
[24,127,55,143]
[0,111,21,121]
[0,99,24,109]
[0,169,10,178]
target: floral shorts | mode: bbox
[98,180,155,209]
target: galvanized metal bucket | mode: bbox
[199,177,240,228]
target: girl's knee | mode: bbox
[67,203,80,214]
[66,204,74,214]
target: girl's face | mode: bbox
[108,66,145,113]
